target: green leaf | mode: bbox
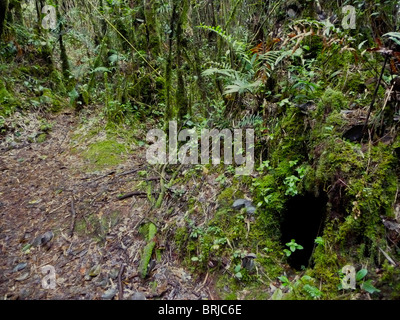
[283,249,292,257]
[315,237,324,246]
[383,32,400,39]
[278,276,289,285]
[356,269,368,282]
[234,265,241,273]
[191,257,199,262]
[235,272,243,279]
[360,280,380,294]
[91,67,111,74]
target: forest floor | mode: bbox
[0,110,218,300]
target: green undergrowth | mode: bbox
[71,114,142,172]
[75,210,121,243]
[172,87,400,299]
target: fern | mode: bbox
[383,32,400,46]
[198,24,251,68]
[303,284,323,299]
[237,114,263,128]
[198,25,247,56]
[199,24,285,95]
[224,79,262,95]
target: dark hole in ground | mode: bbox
[280,192,328,270]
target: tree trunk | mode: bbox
[56,0,71,83]
[143,0,161,57]
[0,0,9,39]
[176,0,189,121]
[164,2,178,127]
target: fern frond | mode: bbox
[198,24,249,62]
[224,79,261,95]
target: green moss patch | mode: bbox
[82,140,127,172]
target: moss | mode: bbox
[317,87,347,116]
[217,186,243,206]
[36,133,47,143]
[82,140,127,172]
[0,79,18,117]
[380,261,400,299]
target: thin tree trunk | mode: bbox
[56,0,71,84]
[0,0,9,39]
[164,2,178,127]
[176,0,189,120]
[143,0,160,57]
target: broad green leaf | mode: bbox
[278,276,289,285]
[356,269,368,282]
[361,280,380,294]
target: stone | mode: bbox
[232,199,252,210]
[13,262,27,273]
[131,292,146,300]
[233,199,256,215]
[101,288,117,300]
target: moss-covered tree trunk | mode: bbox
[34,0,54,73]
[55,0,71,86]
[0,0,9,39]
[164,2,178,127]
[11,0,22,24]
[143,0,161,57]
[176,0,189,120]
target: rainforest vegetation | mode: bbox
[1,0,400,301]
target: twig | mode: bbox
[378,247,398,267]
[118,264,126,300]
[117,191,157,200]
[69,197,77,238]
[362,54,390,137]
[47,201,69,215]
[116,168,139,178]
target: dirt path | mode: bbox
[0,111,213,300]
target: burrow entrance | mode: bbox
[280,192,328,270]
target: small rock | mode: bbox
[41,231,54,245]
[109,268,119,280]
[233,199,256,215]
[88,264,101,277]
[31,231,54,247]
[13,262,28,273]
[246,206,256,215]
[242,253,257,272]
[15,272,30,281]
[101,288,117,300]
[131,292,146,300]
[95,276,109,288]
[232,199,252,210]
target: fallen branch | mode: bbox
[117,191,157,200]
[69,197,77,238]
[155,164,183,209]
[118,264,125,300]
